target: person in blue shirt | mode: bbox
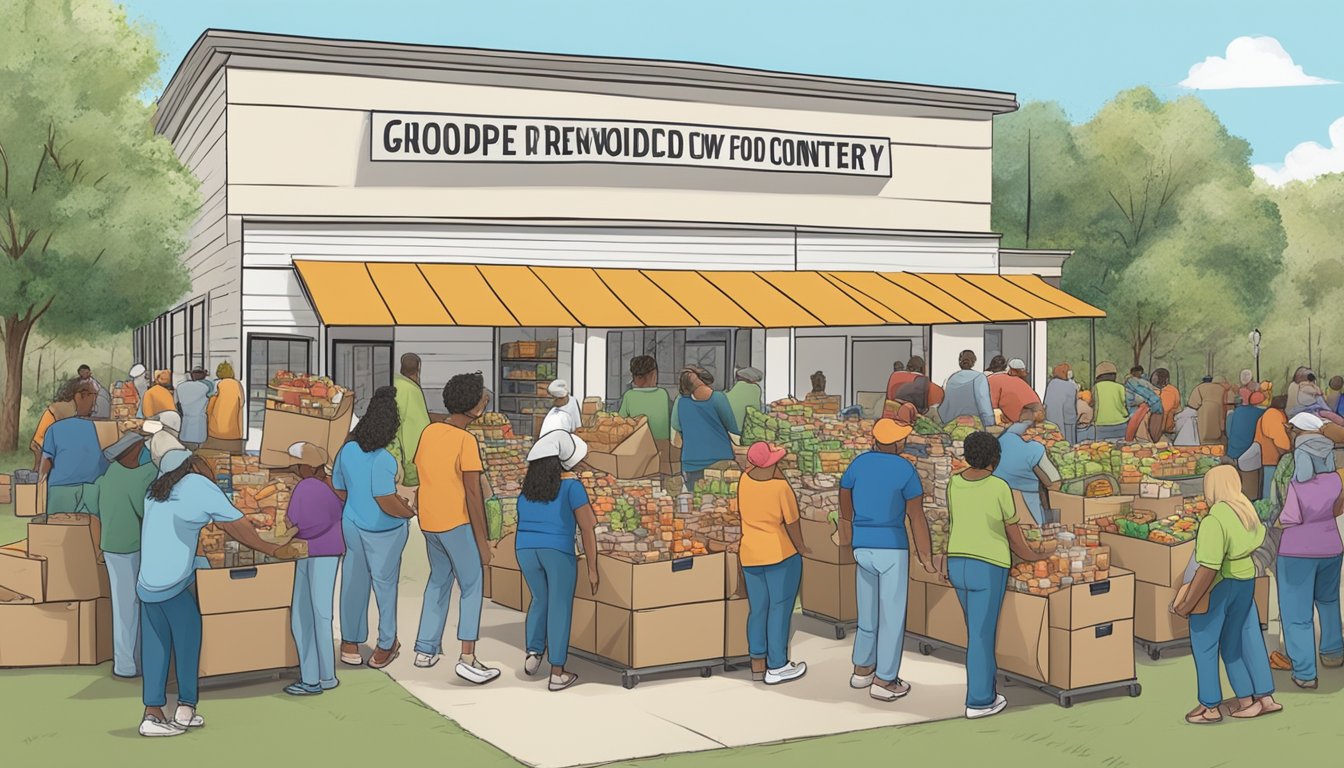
[515,430,599,692]
[993,404,1062,526]
[334,386,417,671]
[671,367,737,487]
[837,418,935,702]
[1125,366,1165,415]
[135,449,286,737]
[38,380,108,516]
[1226,391,1268,460]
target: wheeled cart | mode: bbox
[570,649,719,689]
[908,632,1141,708]
[1136,637,1190,661]
[801,609,858,640]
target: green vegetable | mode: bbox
[485,497,504,541]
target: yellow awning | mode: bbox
[293,260,1104,328]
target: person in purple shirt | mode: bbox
[1276,467,1344,689]
[284,441,346,696]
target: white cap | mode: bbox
[1008,358,1027,370]
[146,411,181,433]
[1289,412,1325,432]
[527,430,589,471]
[547,379,570,398]
[128,364,146,378]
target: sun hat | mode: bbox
[159,449,193,475]
[1095,361,1118,377]
[528,430,590,471]
[287,441,330,469]
[102,433,145,463]
[746,442,787,469]
[872,418,913,445]
[1289,412,1325,432]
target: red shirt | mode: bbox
[991,374,1041,424]
[885,372,943,408]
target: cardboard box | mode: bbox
[199,607,298,677]
[594,601,725,668]
[259,396,354,469]
[725,598,749,658]
[582,419,660,479]
[800,557,857,623]
[196,562,295,615]
[0,591,110,667]
[1047,620,1136,689]
[655,439,682,477]
[908,553,947,585]
[490,565,532,612]
[1047,569,1135,630]
[27,514,109,601]
[1055,494,1136,526]
[0,545,45,602]
[724,552,747,600]
[924,581,968,647]
[492,533,520,571]
[798,518,854,565]
[91,419,121,449]
[14,482,44,518]
[1134,581,1187,642]
[593,552,725,610]
[1131,496,1183,519]
[906,580,927,637]
[571,598,597,654]
[1100,533,1195,588]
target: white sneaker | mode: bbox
[869,679,912,702]
[414,652,441,669]
[524,653,544,676]
[139,715,184,737]
[966,694,1008,720]
[764,661,807,685]
[455,658,502,685]
[850,672,875,689]
[173,705,203,728]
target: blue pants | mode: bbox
[1189,578,1275,708]
[742,553,803,671]
[415,525,485,655]
[1277,554,1344,682]
[949,556,1008,709]
[339,520,408,650]
[292,556,340,688]
[518,548,578,667]
[103,551,141,677]
[140,589,201,709]
[852,548,910,683]
[1262,465,1277,504]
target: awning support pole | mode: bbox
[1089,318,1097,385]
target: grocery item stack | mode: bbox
[199,454,304,568]
[576,413,643,452]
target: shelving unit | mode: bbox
[497,330,560,438]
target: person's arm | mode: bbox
[714,392,739,436]
[218,519,283,558]
[779,482,810,558]
[670,397,682,447]
[1271,416,1292,453]
[1034,452,1062,486]
[617,393,632,418]
[1173,566,1219,618]
[1007,524,1048,561]
[576,500,600,594]
[906,497,936,573]
[837,488,854,547]
[37,455,53,485]
[1279,483,1304,528]
[463,469,491,565]
[375,494,416,520]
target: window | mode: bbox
[734,329,753,371]
[332,341,393,419]
[605,329,743,405]
[188,299,206,372]
[248,335,312,428]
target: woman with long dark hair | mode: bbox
[135,449,286,737]
[335,386,416,670]
[516,430,599,691]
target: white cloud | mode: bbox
[1181,36,1337,90]
[1253,117,1344,186]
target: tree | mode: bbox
[0,0,197,451]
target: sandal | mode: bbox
[1269,651,1293,671]
[1185,706,1222,725]
[1293,678,1318,690]
[1254,696,1283,714]
[1230,700,1264,719]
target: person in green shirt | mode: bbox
[725,367,764,437]
[945,431,1048,720]
[1173,465,1279,724]
[94,433,158,678]
[618,355,671,440]
[392,353,432,493]
[1090,361,1129,441]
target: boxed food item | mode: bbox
[14,480,44,518]
[579,417,660,480]
[1045,620,1136,690]
[924,581,967,647]
[490,565,532,612]
[798,517,854,565]
[0,591,110,668]
[724,552,747,600]
[1054,493,1135,527]
[199,608,298,677]
[0,474,10,506]
[906,580,927,637]
[196,562,295,615]
[0,544,44,603]
[592,552,726,610]
[725,598,749,658]
[259,373,354,468]
[1134,574,1270,642]
[1099,532,1196,588]
[571,598,598,655]
[27,514,109,602]
[800,558,857,623]
[594,601,725,668]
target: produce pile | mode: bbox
[942,415,983,442]
[1021,420,1067,448]
[265,371,350,418]
[1139,479,1181,499]
[576,413,643,451]
[469,413,531,541]
[740,401,874,474]
[1009,526,1111,595]
[585,471,721,562]
[1053,441,1223,483]
[199,454,302,568]
[1093,497,1210,544]
[110,380,139,420]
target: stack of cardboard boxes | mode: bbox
[0,515,111,667]
[798,516,856,625]
[589,550,726,668]
[196,562,299,677]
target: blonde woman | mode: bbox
[1173,465,1281,724]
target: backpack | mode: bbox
[895,375,932,413]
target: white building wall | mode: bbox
[931,325,985,390]
[763,329,794,403]
[393,327,496,412]
[1033,321,1049,395]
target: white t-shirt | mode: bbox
[540,397,582,435]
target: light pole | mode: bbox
[1250,329,1261,383]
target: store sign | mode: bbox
[370,112,892,177]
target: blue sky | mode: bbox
[121,0,1344,179]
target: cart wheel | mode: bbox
[622,674,639,690]
[834,625,847,640]
[1148,648,1162,661]
[1060,695,1073,708]
[1128,683,1142,698]
[701,667,713,678]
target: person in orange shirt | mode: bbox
[990,360,1041,424]
[1254,393,1292,501]
[1153,368,1181,438]
[737,441,811,685]
[886,356,944,415]
[141,370,176,419]
[411,372,500,685]
[205,361,246,453]
[30,378,81,471]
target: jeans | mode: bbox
[339,520,408,650]
[1092,423,1128,442]
[1262,464,1277,505]
[1189,578,1275,708]
[103,551,141,677]
[684,470,705,488]
[1276,554,1344,682]
[948,556,1009,709]
[414,525,484,655]
[742,553,803,670]
[292,556,340,687]
[518,548,578,667]
[852,548,910,683]
[141,589,202,708]
[1019,491,1045,526]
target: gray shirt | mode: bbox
[174,380,212,444]
[940,369,994,425]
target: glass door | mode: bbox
[331,341,394,419]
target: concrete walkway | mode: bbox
[334,522,1051,768]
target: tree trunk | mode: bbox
[0,317,35,453]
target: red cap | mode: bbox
[747,441,787,469]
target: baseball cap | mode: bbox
[528,430,589,471]
[736,367,764,384]
[873,418,913,445]
[746,442,787,469]
[159,449,193,475]
[1008,359,1027,370]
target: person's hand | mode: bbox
[479,543,494,568]
[919,556,937,574]
[1171,601,1191,619]
[588,564,600,595]
[797,545,814,558]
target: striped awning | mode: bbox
[293,260,1104,328]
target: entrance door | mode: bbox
[851,338,913,404]
[332,341,394,419]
